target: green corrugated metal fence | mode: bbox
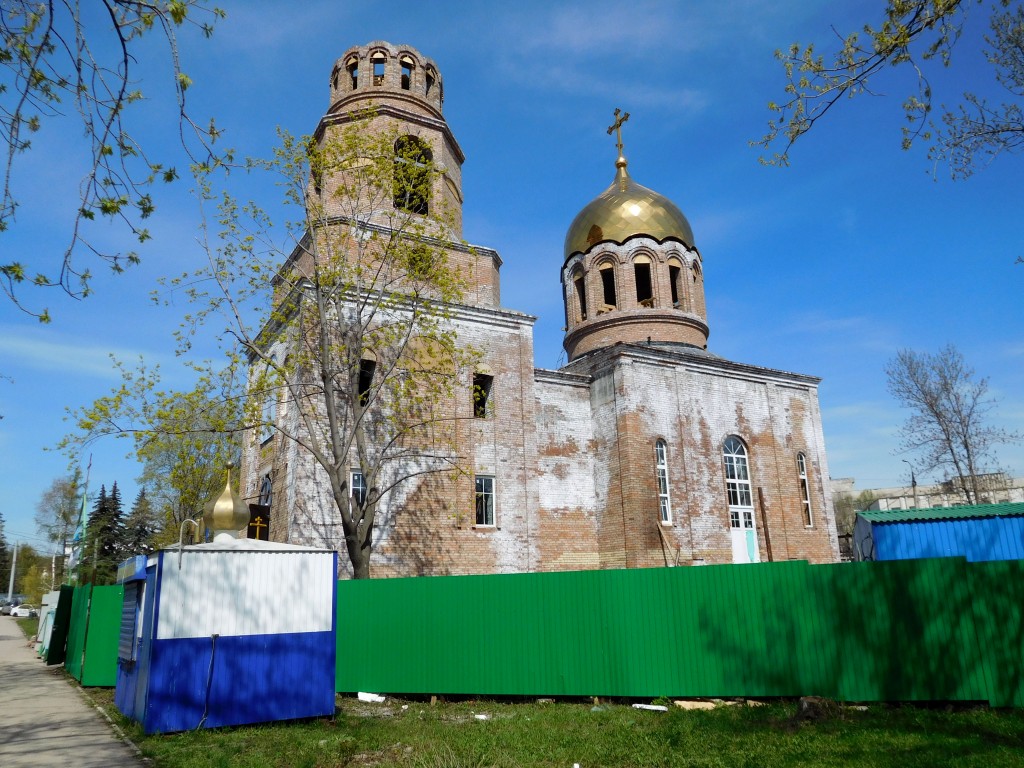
[64,584,123,687]
[335,558,1024,706]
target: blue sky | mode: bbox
[2,0,1021,552]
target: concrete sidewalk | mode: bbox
[0,615,142,767]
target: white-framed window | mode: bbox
[797,452,813,527]
[351,470,367,507]
[655,439,672,523]
[723,436,754,527]
[475,475,495,526]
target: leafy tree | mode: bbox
[60,364,242,545]
[20,561,48,604]
[757,1,1024,178]
[886,344,1020,504]
[34,473,81,583]
[9,542,41,596]
[0,0,228,321]
[165,119,480,579]
[82,482,125,584]
[833,489,877,536]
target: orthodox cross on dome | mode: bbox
[607,108,630,158]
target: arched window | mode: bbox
[371,51,386,85]
[667,257,684,309]
[598,262,617,310]
[723,436,753,519]
[346,57,358,90]
[725,435,759,564]
[400,56,414,90]
[797,452,813,527]
[425,67,436,96]
[258,474,273,508]
[393,136,431,215]
[572,268,587,321]
[634,254,653,307]
[655,440,671,523]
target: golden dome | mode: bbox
[564,158,694,261]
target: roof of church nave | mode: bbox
[564,110,695,261]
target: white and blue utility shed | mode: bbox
[114,539,337,734]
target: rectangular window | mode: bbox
[574,274,587,320]
[475,475,495,526]
[473,373,493,418]
[351,471,367,506]
[599,266,616,308]
[634,262,653,307]
[357,359,376,407]
[669,264,681,307]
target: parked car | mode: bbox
[11,604,37,618]
[0,602,15,616]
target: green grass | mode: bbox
[81,690,1024,768]
[13,615,39,638]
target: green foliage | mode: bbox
[60,362,242,545]
[82,483,126,585]
[833,489,878,536]
[123,489,159,554]
[9,542,43,595]
[756,1,1024,179]
[0,0,229,321]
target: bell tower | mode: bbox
[312,41,466,237]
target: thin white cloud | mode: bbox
[0,327,141,379]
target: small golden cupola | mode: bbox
[561,109,709,362]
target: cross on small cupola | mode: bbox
[607,108,630,167]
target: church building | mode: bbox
[241,41,840,576]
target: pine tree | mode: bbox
[84,483,126,585]
[124,490,157,555]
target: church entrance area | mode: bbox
[730,507,760,564]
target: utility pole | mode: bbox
[902,459,920,509]
[6,542,17,601]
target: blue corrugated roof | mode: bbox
[859,501,1024,524]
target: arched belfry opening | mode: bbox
[393,136,432,215]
